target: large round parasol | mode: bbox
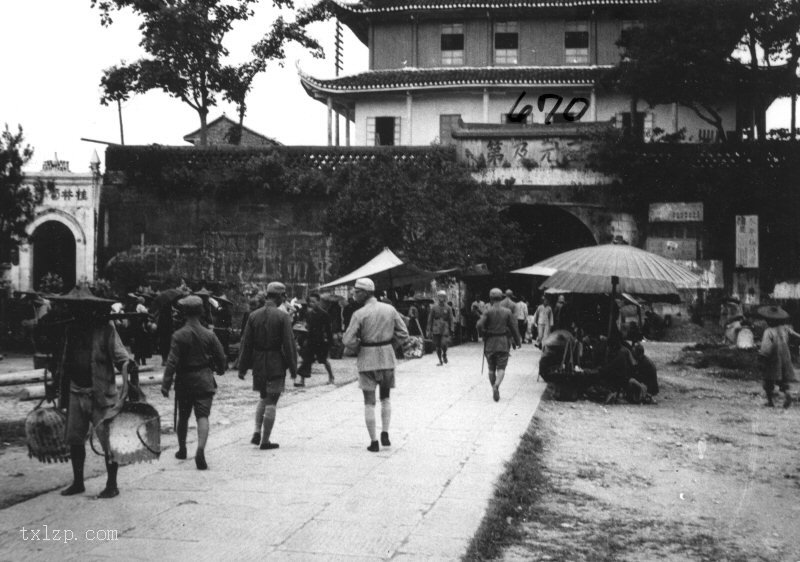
[532,243,701,295]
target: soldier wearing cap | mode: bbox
[477,287,521,402]
[237,281,298,450]
[343,278,409,452]
[427,290,454,366]
[161,295,227,470]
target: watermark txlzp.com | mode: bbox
[19,525,119,543]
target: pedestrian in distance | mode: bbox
[757,305,800,408]
[296,292,335,386]
[500,289,516,315]
[477,288,521,402]
[427,290,454,366]
[515,296,529,345]
[161,296,227,470]
[237,282,298,450]
[343,278,409,452]
[52,286,136,499]
[533,295,554,349]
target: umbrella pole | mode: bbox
[608,275,619,339]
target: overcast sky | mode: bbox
[0,1,794,172]
[0,1,367,172]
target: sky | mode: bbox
[0,1,367,172]
[0,1,794,172]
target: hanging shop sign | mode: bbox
[735,215,758,268]
[648,202,703,223]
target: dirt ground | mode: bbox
[0,355,359,509]
[501,341,800,562]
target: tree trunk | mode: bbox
[748,33,761,142]
[791,47,798,141]
[198,109,208,147]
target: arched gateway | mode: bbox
[31,220,77,292]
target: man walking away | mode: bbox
[427,290,453,366]
[515,297,529,345]
[296,292,335,385]
[477,288,521,402]
[343,278,409,452]
[238,282,298,450]
[161,296,227,470]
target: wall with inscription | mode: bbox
[8,158,100,292]
[99,191,334,294]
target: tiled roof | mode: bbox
[300,65,614,94]
[330,0,657,14]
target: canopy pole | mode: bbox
[608,275,619,339]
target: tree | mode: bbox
[612,0,755,141]
[0,125,53,265]
[747,0,800,140]
[93,0,326,146]
[323,149,522,275]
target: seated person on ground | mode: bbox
[632,343,659,397]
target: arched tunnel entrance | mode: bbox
[494,204,597,299]
[32,220,76,292]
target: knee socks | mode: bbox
[255,399,267,433]
[489,371,496,387]
[105,459,118,489]
[261,405,277,444]
[380,398,391,433]
[364,404,377,441]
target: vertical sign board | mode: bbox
[735,215,758,268]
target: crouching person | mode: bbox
[161,296,227,470]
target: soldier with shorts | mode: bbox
[161,295,227,470]
[343,278,409,452]
[477,287,521,402]
[238,282,298,450]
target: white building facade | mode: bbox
[9,154,101,293]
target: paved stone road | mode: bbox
[0,343,545,561]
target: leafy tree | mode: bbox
[323,149,523,275]
[612,0,755,141]
[747,0,800,140]
[93,0,326,145]
[0,125,54,265]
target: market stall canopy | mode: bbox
[510,264,557,277]
[319,248,435,289]
[531,243,701,294]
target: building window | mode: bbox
[495,22,518,65]
[565,21,589,64]
[615,111,653,141]
[501,112,530,124]
[439,114,461,144]
[441,24,464,66]
[367,116,400,146]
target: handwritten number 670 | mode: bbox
[508,92,589,125]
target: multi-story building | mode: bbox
[300,0,749,146]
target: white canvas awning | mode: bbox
[319,248,434,290]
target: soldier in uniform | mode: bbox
[237,282,298,450]
[427,290,454,366]
[477,287,521,402]
[343,278,409,452]
[161,296,227,470]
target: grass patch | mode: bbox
[463,417,548,561]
